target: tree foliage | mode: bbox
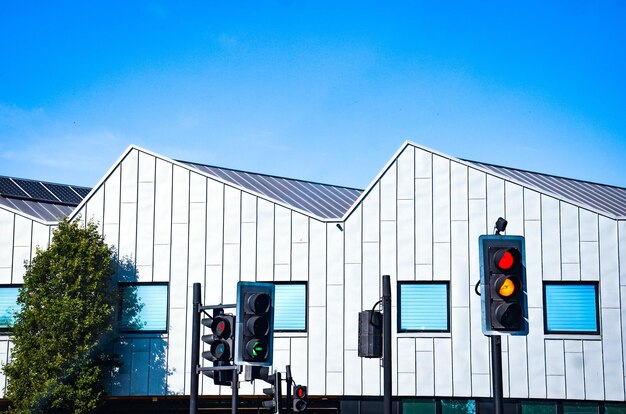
[3,218,117,413]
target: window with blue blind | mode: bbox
[398,282,449,332]
[119,283,169,333]
[273,283,307,332]
[0,286,22,332]
[544,282,599,334]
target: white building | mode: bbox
[1,142,625,413]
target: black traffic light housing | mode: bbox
[201,308,235,385]
[261,368,281,413]
[235,282,275,366]
[293,385,308,412]
[479,235,528,336]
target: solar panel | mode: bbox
[43,182,83,204]
[71,186,91,198]
[12,179,58,202]
[0,177,29,198]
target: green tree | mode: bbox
[3,218,118,413]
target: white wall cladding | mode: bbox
[0,207,53,395]
[1,143,626,402]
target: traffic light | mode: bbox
[293,385,308,412]
[235,282,275,366]
[261,369,281,413]
[358,310,382,358]
[201,308,235,385]
[479,235,528,335]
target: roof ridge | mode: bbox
[462,159,626,191]
[178,160,364,192]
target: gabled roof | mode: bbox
[181,161,363,220]
[0,176,89,222]
[5,142,626,224]
[465,159,626,218]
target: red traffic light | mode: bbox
[494,248,519,271]
[293,385,308,412]
[294,385,306,398]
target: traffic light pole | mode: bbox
[490,336,503,414]
[286,365,293,414]
[232,367,239,414]
[190,283,201,414]
[382,275,392,414]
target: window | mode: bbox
[273,282,307,332]
[403,399,437,414]
[521,401,557,414]
[441,399,476,414]
[0,285,21,332]
[119,283,169,333]
[562,403,599,414]
[543,282,599,334]
[398,282,449,332]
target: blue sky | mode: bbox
[1,1,625,189]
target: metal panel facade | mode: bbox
[0,143,625,404]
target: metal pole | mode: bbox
[190,283,201,414]
[286,365,292,414]
[491,336,503,414]
[231,366,239,414]
[382,275,392,414]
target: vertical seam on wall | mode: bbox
[220,184,225,303]
[151,155,157,283]
[378,180,382,394]
[431,153,434,283]
[395,159,399,396]
[559,200,563,281]
[360,203,365,396]
[342,209,346,396]
[255,197,259,284]
[272,203,276,282]
[484,171,492,397]
[201,176,208,394]
[523,187,530,399]
[540,195,548,398]
[10,215,15,284]
[467,165,473,397]
[289,210,293,282]
[618,221,626,399]
[410,148,417,396]
[598,214,607,399]
[307,215,311,395]
[134,152,139,280]
[165,162,173,394]
[448,159,454,397]
[238,190,242,284]
[325,222,329,395]
[183,169,191,394]
[578,208,582,282]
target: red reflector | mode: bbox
[498,251,514,270]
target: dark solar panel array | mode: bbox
[0,177,29,198]
[71,187,91,198]
[183,162,363,219]
[45,183,83,205]
[467,161,626,218]
[0,176,91,221]
[13,179,57,201]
